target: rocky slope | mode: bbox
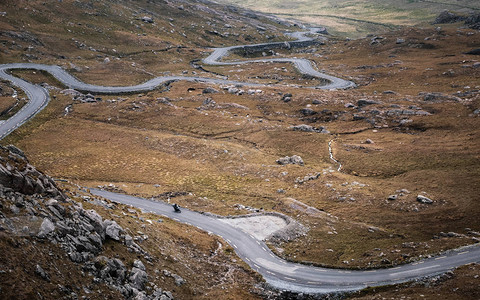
[0,145,174,299]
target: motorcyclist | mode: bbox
[173,203,181,213]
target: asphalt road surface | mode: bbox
[90,189,480,294]
[0,28,353,139]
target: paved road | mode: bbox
[202,28,356,90]
[0,28,353,139]
[0,68,50,139]
[90,189,480,294]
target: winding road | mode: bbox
[91,189,480,294]
[0,28,478,295]
[0,28,353,139]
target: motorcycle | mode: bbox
[172,203,181,213]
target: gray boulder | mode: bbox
[84,209,105,237]
[94,256,127,284]
[466,49,480,55]
[104,219,123,240]
[202,87,219,94]
[129,267,148,290]
[38,218,55,238]
[282,93,292,102]
[300,108,316,116]
[291,124,329,134]
[417,195,434,204]
[88,232,103,249]
[69,251,84,263]
[172,274,185,286]
[141,16,154,23]
[276,155,304,166]
[420,92,461,102]
[35,264,50,281]
[357,99,381,107]
[133,260,146,271]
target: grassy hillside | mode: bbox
[214,0,480,37]
[0,0,290,86]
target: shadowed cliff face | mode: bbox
[0,145,64,197]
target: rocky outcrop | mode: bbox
[0,146,65,198]
[291,124,329,134]
[433,10,466,24]
[357,99,381,107]
[163,269,186,286]
[0,146,173,299]
[300,107,316,116]
[419,92,461,102]
[276,155,304,166]
[202,87,219,94]
[433,10,480,29]
[295,173,321,184]
[465,12,480,29]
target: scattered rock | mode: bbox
[300,108,316,116]
[172,274,185,286]
[370,36,385,45]
[420,92,461,102]
[344,103,355,108]
[202,87,219,94]
[198,98,217,109]
[387,195,398,201]
[365,139,374,144]
[282,93,292,102]
[226,86,244,95]
[141,16,154,23]
[35,264,50,282]
[417,195,434,204]
[466,48,480,55]
[357,99,381,107]
[396,38,405,44]
[276,155,304,166]
[0,147,168,299]
[295,173,320,184]
[291,124,328,133]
